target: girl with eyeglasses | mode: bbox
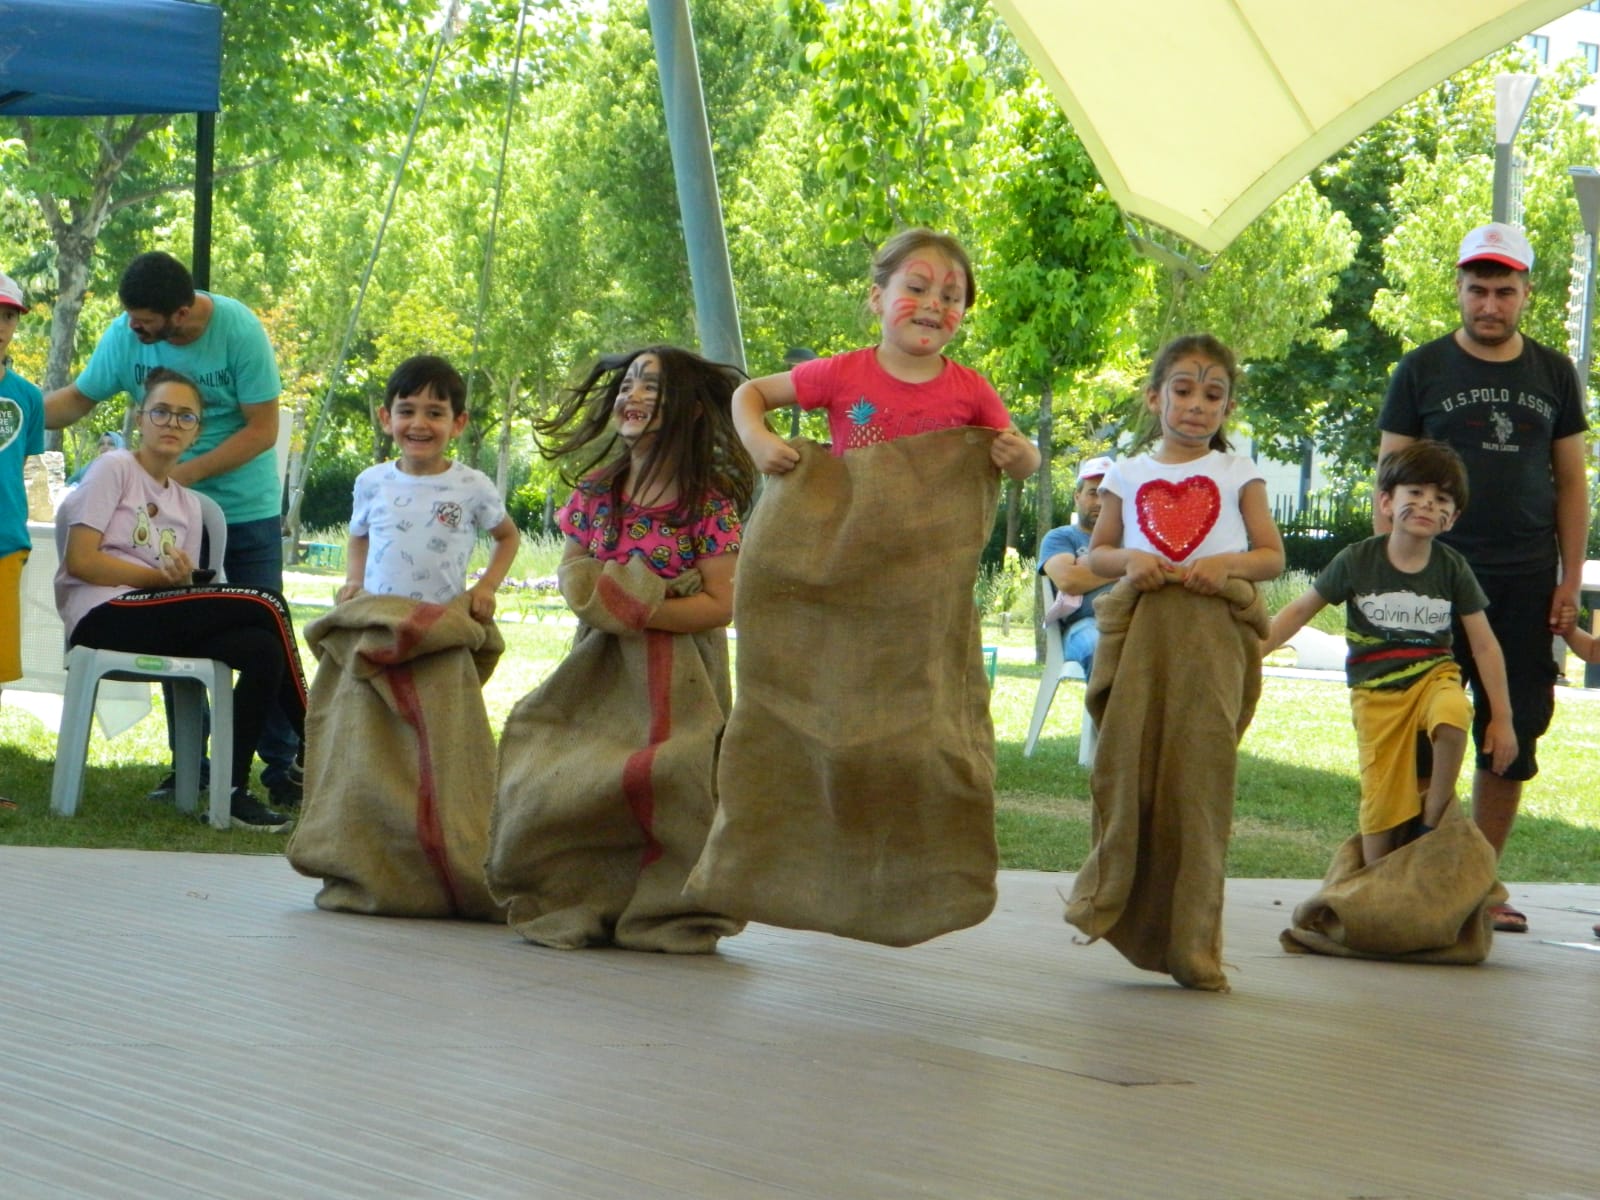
[53,367,308,832]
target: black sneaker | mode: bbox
[268,778,303,811]
[147,761,211,804]
[228,788,292,833]
[264,753,305,810]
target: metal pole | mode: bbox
[192,111,215,291]
[1492,74,1538,225]
[646,0,745,372]
[1567,167,1600,687]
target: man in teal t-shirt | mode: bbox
[44,251,301,809]
[45,252,281,524]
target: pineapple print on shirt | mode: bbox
[844,396,884,449]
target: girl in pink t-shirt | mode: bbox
[54,368,307,832]
[539,346,754,628]
[732,228,1039,481]
[492,347,756,954]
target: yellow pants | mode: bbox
[0,549,29,683]
[1350,661,1471,835]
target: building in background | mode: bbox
[1527,5,1600,114]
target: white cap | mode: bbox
[1457,222,1533,272]
[0,273,26,312]
[1076,455,1114,482]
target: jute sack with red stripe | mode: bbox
[287,593,506,920]
[686,429,1001,947]
[486,557,743,953]
[1280,801,1506,963]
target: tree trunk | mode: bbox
[495,370,519,496]
[38,210,112,454]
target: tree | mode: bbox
[4,1,467,405]
[972,79,1141,543]
[1373,53,1600,359]
[785,0,991,248]
[1250,48,1600,490]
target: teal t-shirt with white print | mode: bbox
[1,365,46,556]
[75,293,281,523]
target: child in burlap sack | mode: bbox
[690,229,1039,947]
[336,356,520,618]
[486,346,755,953]
[288,354,517,917]
[1067,335,1285,990]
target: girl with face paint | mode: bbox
[1065,335,1285,990]
[491,349,758,953]
[731,227,1039,481]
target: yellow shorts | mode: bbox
[1350,661,1472,835]
[0,548,27,684]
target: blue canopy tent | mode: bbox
[0,0,223,282]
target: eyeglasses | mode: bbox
[143,407,199,429]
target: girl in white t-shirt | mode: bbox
[1087,334,1284,590]
[1067,335,1285,991]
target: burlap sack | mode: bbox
[286,593,506,920]
[486,557,743,954]
[687,428,1002,947]
[1064,577,1268,991]
[1280,802,1506,963]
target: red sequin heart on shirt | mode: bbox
[1135,476,1221,562]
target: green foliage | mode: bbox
[297,452,365,532]
[974,546,1033,622]
[1273,495,1376,575]
[972,76,1142,532]
[1258,570,1346,636]
[1372,52,1600,360]
[786,0,989,245]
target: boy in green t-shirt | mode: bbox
[1263,440,1516,865]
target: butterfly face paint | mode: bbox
[873,249,969,360]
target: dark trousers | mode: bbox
[73,583,308,790]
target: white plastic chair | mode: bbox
[1022,576,1097,765]
[49,494,235,829]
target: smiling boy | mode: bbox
[1263,440,1515,865]
[337,355,519,622]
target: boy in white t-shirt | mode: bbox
[337,356,519,621]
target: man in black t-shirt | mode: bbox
[1377,222,1590,933]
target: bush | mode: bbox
[1274,496,1373,575]
[299,453,366,530]
[975,547,1033,627]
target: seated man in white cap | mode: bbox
[1036,455,1118,680]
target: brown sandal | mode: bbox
[1489,903,1528,933]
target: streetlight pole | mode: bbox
[1566,167,1600,687]
[1493,74,1539,226]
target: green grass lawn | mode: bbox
[4,567,1598,881]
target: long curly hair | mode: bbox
[534,345,756,524]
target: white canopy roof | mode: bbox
[990,0,1583,252]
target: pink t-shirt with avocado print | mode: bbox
[791,347,1011,454]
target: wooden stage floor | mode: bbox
[3,847,1597,1200]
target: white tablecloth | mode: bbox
[9,520,151,735]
